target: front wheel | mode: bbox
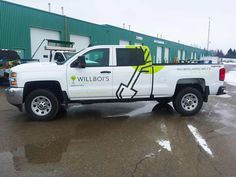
[25,89,59,121]
[173,87,203,116]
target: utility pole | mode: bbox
[48,3,51,12]
[61,6,64,15]
[207,17,211,51]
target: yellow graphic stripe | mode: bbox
[126,45,164,74]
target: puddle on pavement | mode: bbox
[67,101,174,119]
[0,103,180,170]
[1,99,236,176]
[0,152,15,176]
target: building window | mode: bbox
[119,40,130,45]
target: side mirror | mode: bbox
[71,56,86,68]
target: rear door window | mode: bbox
[116,48,145,66]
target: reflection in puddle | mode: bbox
[69,102,175,120]
[127,102,156,117]
[155,121,172,152]
[152,103,174,114]
[24,137,70,164]
[187,124,214,157]
[104,102,157,118]
[5,136,71,171]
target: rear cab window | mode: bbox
[116,48,145,66]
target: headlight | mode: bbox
[9,72,17,87]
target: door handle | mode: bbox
[141,70,149,73]
[100,71,111,74]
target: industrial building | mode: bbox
[0,1,207,63]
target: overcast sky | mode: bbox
[5,0,236,53]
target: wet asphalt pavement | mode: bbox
[0,66,236,177]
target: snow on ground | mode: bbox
[225,71,236,86]
[223,62,236,65]
[217,94,232,98]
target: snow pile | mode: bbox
[225,71,236,86]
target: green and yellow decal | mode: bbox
[116,46,165,99]
[126,45,164,74]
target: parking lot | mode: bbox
[0,66,236,177]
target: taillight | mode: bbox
[219,68,225,81]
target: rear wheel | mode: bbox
[25,89,59,121]
[173,87,203,116]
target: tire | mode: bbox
[173,87,203,116]
[25,89,59,121]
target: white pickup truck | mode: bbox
[6,45,226,121]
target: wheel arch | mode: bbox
[175,78,206,94]
[174,78,208,102]
[23,81,65,103]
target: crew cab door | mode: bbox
[113,46,152,99]
[67,47,113,99]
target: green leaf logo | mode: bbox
[71,75,77,84]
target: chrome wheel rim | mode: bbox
[181,93,198,111]
[31,96,52,116]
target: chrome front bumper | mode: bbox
[5,87,24,111]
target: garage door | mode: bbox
[156,47,162,63]
[194,52,197,60]
[191,52,194,60]
[182,50,186,60]
[178,50,181,60]
[70,34,90,52]
[30,28,60,62]
[164,48,169,63]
